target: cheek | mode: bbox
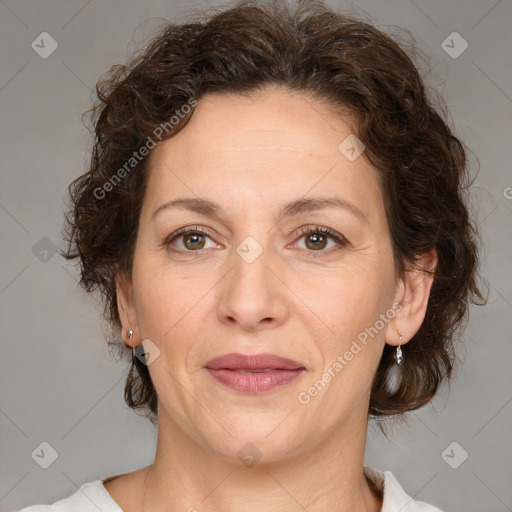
[303,261,390,336]
[301,259,395,393]
[132,257,201,342]
[298,288,388,424]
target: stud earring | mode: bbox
[128,329,134,339]
[395,330,404,365]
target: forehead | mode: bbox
[143,88,384,224]
[158,88,354,160]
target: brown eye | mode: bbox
[294,226,348,255]
[305,232,328,250]
[165,226,219,252]
[182,233,206,250]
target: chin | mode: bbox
[197,413,313,467]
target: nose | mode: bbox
[216,240,290,332]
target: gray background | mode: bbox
[1,0,511,511]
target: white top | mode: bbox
[16,466,444,511]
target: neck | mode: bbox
[143,408,382,512]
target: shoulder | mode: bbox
[364,466,445,512]
[15,478,123,512]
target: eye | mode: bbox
[293,226,348,255]
[164,226,219,251]
[163,225,348,255]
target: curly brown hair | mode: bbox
[61,0,487,425]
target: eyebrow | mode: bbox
[151,196,368,224]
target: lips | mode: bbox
[205,353,304,371]
[205,353,306,393]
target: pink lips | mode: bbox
[205,353,306,393]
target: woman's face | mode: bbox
[120,87,403,463]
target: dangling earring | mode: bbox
[395,330,404,364]
[127,329,137,364]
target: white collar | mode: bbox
[94,466,442,512]
[364,466,443,511]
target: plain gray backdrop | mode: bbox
[1,0,511,511]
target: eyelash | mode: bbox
[163,225,348,256]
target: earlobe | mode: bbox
[387,248,438,347]
[116,272,138,347]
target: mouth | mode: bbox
[204,353,306,393]
[235,368,275,373]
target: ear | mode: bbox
[386,248,438,347]
[116,270,140,348]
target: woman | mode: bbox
[19,0,485,510]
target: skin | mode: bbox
[110,86,437,512]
